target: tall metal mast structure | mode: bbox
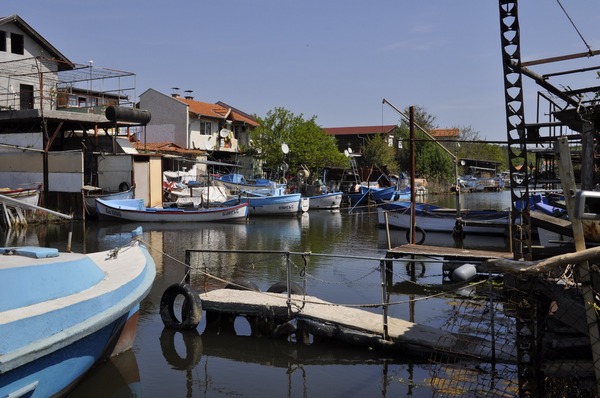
[498,1,532,262]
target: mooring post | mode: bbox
[184,249,191,284]
[380,259,389,340]
[66,219,73,252]
[384,211,391,250]
[286,252,292,316]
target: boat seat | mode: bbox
[1,247,59,258]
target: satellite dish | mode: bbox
[281,143,289,154]
[205,142,213,150]
[347,147,353,154]
[220,129,230,138]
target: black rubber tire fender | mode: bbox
[406,226,426,245]
[160,283,202,330]
[266,281,306,295]
[119,181,131,192]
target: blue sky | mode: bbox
[6,1,600,142]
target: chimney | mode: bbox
[184,90,194,100]
[171,87,180,98]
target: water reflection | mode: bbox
[10,192,517,397]
[158,324,424,398]
[65,350,140,398]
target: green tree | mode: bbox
[455,125,508,171]
[361,133,399,174]
[251,107,348,178]
[395,106,454,181]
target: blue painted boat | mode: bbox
[0,228,156,397]
[348,185,411,207]
[223,192,306,216]
[214,173,277,193]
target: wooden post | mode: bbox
[380,259,389,340]
[556,137,600,393]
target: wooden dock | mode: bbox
[199,288,516,363]
[386,243,513,260]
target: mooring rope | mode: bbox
[138,237,493,310]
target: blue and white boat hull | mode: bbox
[0,238,156,397]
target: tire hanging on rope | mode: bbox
[406,226,426,245]
[160,283,202,330]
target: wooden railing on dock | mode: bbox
[182,248,517,364]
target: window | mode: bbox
[199,121,212,135]
[11,33,24,55]
[0,31,6,52]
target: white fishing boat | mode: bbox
[307,192,343,210]
[96,198,249,223]
[0,186,40,206]
[0,195,155,398]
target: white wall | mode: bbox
[139,89,189,147]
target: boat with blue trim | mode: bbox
[0,227,156,397]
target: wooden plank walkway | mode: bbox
[386,243,513,260]
[200,289,516,363]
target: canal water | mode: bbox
[4,191,515,397]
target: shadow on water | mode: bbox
[65,350,140,398]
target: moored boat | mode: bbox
[223,193,306,216]
[214,173,277,193]
[378,201,511,235]
[307,192,343,210]
[0,186,40,206]
[82,185,135,216]
[0,228,156,397]
[96,198,249,222]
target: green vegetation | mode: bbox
[361,133,399,175]
[250,107,348,178]
[250,105,509,188]
[395,106,455,181]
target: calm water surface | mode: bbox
[4,191,514,397]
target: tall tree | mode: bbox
[250,107,348,178]
[455,125,507,170]
[395,105,454,181]
[361,133,399,174]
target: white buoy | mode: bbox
[451,263,477,282]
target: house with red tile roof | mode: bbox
[139,88,258,156]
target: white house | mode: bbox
[139,88,258,154]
